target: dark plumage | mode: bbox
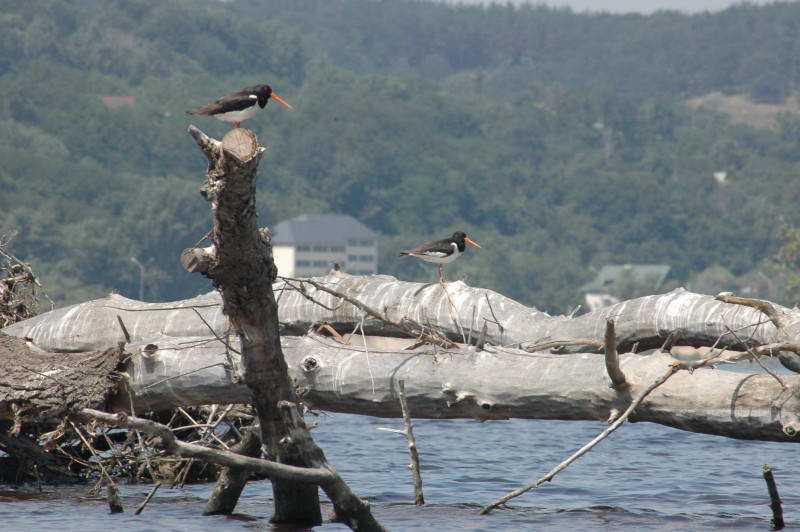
[400,231,480,283]
[187,84,292,128]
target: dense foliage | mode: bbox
[1,0,799,312]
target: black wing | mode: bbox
[187,90,256,116]
[399,237,454,257]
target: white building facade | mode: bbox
[271,214,378,278]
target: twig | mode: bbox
[70,419,124,512]
[660,330,681,352]
[604,319,628,390]
[134,481,162,515]
[124,379,157,482]
[476,322,488,351]
[483,292,504,341]
[479,347,735,515]
[193,228,214,248]
[280,278,344,312]
[116,316,131,344]
[177,408,230,450]
[142,363,227,390]
[281,276,453,348]
[400,381,425,505]
[100,303,220,312]
[192,308,241,354]
[440,282,467,344]
[715,293,785,329]
[762,464,785,530]
[358,315,377,396]
[467,305,476,346]
[724,325,787,392]
[79,408,335,484]
[479,361,681,514]
[320,323,347,343]
[379,380,424,505]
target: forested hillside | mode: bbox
[1,0,799,313]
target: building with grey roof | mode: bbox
[271,214,378,277]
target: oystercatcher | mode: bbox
[186,84,292,129]
[399,231,481,283]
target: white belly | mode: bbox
[413,244,461,264]
[214,105,261,123]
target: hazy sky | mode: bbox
[442,0,786,14]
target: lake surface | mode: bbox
[1,411,798,531]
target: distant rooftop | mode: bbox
[101,96,136,109]
[271,214,376,246]
[581,264,670,293]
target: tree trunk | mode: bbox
[185,126,382,530]
[187,125,320,525]
[203,425,261,515]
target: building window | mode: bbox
[313,261,328,267]
[359,270,373,275]
[348,239,358,246]
[359,255,374,262]
[359,240,373,247]
[312,245,328,252]
[348,255,358,262]
[331,246,345,253]
[296,260,310,267]
[296,245,310,252]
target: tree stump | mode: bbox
[221,128,258,162]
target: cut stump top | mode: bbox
[222,128,258,161]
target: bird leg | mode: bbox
[438,264,446,284]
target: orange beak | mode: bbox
[465,237,481,249]
[271,92,293,109]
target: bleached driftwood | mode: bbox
[98,333,800,443]
[5,272,799,355]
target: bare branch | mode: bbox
[79,408,335,484]
[604,319,628,390]
[480,359,683,515]
[762,464,785,530]
[715,293,785,329]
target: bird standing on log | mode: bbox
[400,231,481,283]
[186,84,292,129]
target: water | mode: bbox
[1,414,797,530]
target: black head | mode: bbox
[451,231,481,251]
[248,84,293,110]
[246,85,273,108]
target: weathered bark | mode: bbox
[188,124,321,525]
[187,126,382,530]
[0,333,121,424]
[6,275,799,356]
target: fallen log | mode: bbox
[5,275,799,356]
[0,333,121,425]
[1,329,798,442]
[98,334,800,443]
